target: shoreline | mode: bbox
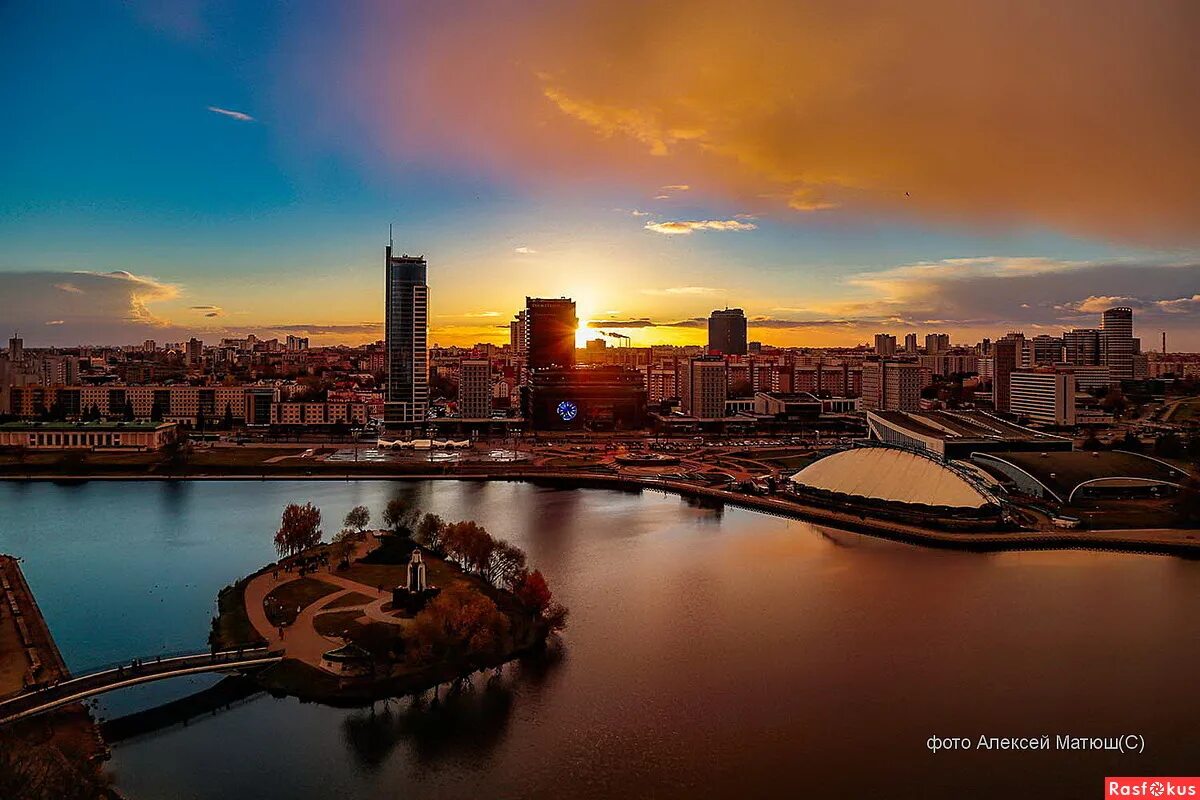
[3,470,1198,558]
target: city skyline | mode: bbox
[2,2,1200,349]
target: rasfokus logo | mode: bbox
[1107,778,1200,798]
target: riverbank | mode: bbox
[215,528,559,704]
[4,469,1198,557]
[0,555,113,796]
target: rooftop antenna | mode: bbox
[389,223,394,249]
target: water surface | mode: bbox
[1,480,1196,799]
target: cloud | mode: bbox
[644,219,757,235]
[305,0,1200,244]
[207,106,255,122]
[462,311,500,317]
[0,270,182,344]
[513,246,536,254]
[205,312,220,318]
[261,322,383,336]
[660,184,690,191]
[629,210,650,217]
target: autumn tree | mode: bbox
[414,513,446,551]
[404,586,510,665]
[329,528,357,567]
[343,505,371,533]
[484,540,527,588]
[382,498,417,535]
[442,521,495,575]
[512,569,569,632]
[275,502,323,557]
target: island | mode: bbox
[209,500,568,703]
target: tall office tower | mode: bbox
[7,337,23,363]
[999,331,1029,368]
[1100,306,1134,382]
[1030,335,1065,365]
[873,334,897,357]
[285,335,309,352]
[1063,328,1102,366]
[458,359,491,419]
[509,310,528,356]
[992,338,1019,412]
[924,333,950,354]
[680,356,728,419]
[708,309,748,356]
[526,298,577,371]
[903,333,919,353]
[860,360,923,411]
[384,245,429,426]
[186,337,203,367]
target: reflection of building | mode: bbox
[384,246,429,426]
[521,367,646,430]
[708,309,747,356]
[526,298,577,371]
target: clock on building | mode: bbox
[556,400,578,422]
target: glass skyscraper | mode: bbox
[384,246,428,426]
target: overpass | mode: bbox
[0,646,282,726]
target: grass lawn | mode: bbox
[324,591,375,609]
[212,579,268,649]
[264,577,341,627]
[313,610,364,639]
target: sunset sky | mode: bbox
[1,1,1198,349]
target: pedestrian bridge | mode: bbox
[0,646,282,726]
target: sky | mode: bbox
[1,0,1198,350]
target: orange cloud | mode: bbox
[300,0,1200,244]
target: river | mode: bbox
[1,479,1197,798]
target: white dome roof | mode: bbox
[791,447,991,509]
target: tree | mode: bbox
[512,569,552,614]
[1118,431,1144,452]
[0,730,112,800]
[404,586,510,665]
[1081,433,1105,451]
[1176,474,1200,527]
[441,521,494,574]
[1154,432,1185,459]
[485,540,527,588]
[160,431,192,471]
[343,505,371,533]
[150,400,164,422]
[329,528,357,566]
[414,513,446,551]
[123,401,136,421]
[222,402,234,430]
[382,498,416,535]
[275,502,323,557]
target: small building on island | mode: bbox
[392,550,440,614]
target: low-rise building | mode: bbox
[0,421,177,451]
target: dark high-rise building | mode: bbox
[384,246,429,425]
[526,297,577,371]
[993,338,1019,412]
[1101,306,1134,382]
[1063,328,1101,366]
[708,308,747,355]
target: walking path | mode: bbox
[241,532,410,672]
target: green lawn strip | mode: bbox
[264,577,342,627]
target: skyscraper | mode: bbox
[680,356,728,419]
[384,245,429,426]
[924,333,950,354]
[526,298,577,371]
[1101,306,1134,382]
[1063,328,1101,366]
[708,309,747,356]
[509,310,528,356]
[903,333,918,353]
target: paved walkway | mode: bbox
[241,532,408,672]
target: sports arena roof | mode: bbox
[972,450,1188,504]
[790,446,994,509]
[867,410,1072,459]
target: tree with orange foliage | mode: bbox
[274,502,322,557]
[405,586,510,665]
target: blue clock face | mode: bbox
[556,400,578,422]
